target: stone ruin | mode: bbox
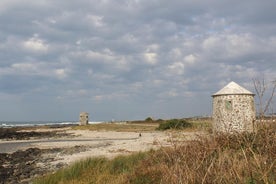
[79,112,89,125]
[212,81,256,133]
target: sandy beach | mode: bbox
[0,125,203,184]
[21,128,171,164]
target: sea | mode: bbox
[0,121,104,128]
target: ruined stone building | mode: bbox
[212,81,256,133]
[79,112,89,125]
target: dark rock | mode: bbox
[0,128,90,183]
[0,127,72,140]
[0,148,43,183]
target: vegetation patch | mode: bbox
[157,119,192,130]
[33,152,148,184]
[34,121,275,184]
[72,122,158,132]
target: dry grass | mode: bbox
[33,153,149,184]
[72,122,159,132]
[34,120,275,184]
[72,118,211,133]
[130,123,275,184]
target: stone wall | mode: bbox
[212,94,255,133]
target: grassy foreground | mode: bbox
[34,121,275,184]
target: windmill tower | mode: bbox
[212,82,255,133]
[79,112,89,125]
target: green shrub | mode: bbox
[145,117,153,122]
[157,119,192,130]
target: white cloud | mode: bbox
[94,95,104,101]
[130,82,143,91]
[59,89,90,100]
[92,92,130,101]
[146,44,159,52]
[202,33,258,59]
[23,35,49,52]
[224,34,255,57]
[157,89,179,99]
[121,34,138,43]
[202,36,221,51]
[12,63,36,71]
[184,54,197,64]
[55,69,68,79]
[144,52,158,65]
[72,50,116,64]
[0,61,70,81]
[169,48,182,59]
[218,64,258,79]
[152,79,164,86]
[70,49,131,72]
[87,14,104,27]
[168,62,185,75]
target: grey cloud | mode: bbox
[0,0,275,121]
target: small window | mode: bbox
[225,100,232,110]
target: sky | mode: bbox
[0,0,276,121]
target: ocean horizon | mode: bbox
[0,121,105,128]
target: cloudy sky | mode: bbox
[0,0,276,121]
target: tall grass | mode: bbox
[34,122,275,184]
[33,152,148,184]
[131,123,275,184]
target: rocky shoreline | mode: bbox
[0,127,83,184]
[0,126,172,184]
[0,126,73,140]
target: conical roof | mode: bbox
[212,81,254,96]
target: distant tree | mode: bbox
[145,117,153,122]
[253,77,276,119]
[156,119,164,122]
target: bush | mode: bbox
[145,117,153,122]
[157,119,192,130]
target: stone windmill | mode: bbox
[212,81,256,133]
